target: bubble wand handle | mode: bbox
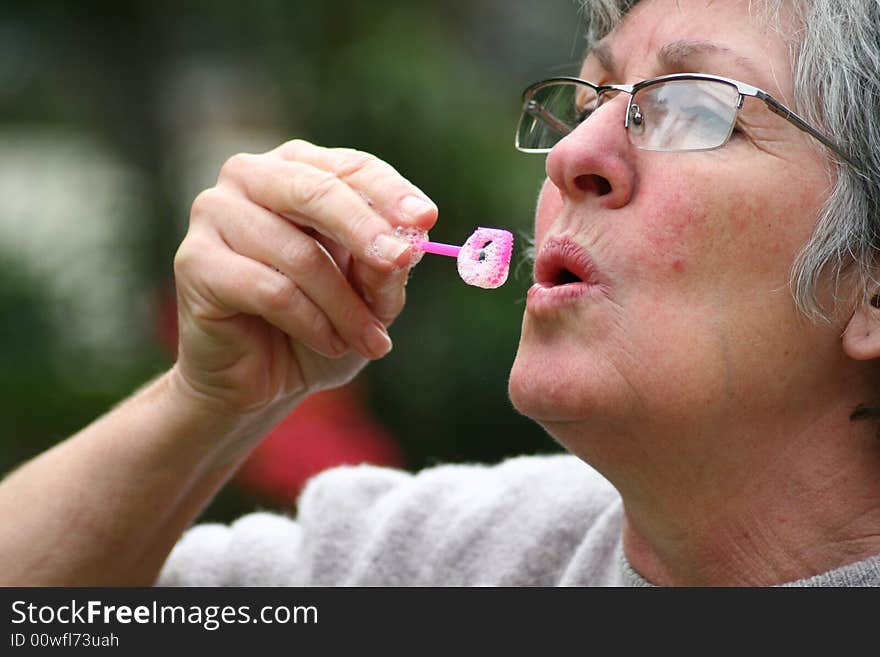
[418,241,461,258]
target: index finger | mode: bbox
[275,140,438,230]
[217,153,412,271]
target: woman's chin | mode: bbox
[508,344,596,424]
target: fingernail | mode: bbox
[364,321,392,359]
[400,195,436,222]
[370,233,410,266]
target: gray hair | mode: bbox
[578,0,880,324]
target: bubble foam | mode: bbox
[456,227,514,289]
[393,226,429,267]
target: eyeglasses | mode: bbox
[515,73,858,169]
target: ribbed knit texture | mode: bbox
[157,454,880,587]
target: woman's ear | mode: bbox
[842,295,880,360]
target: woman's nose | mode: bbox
[545,98,635,209]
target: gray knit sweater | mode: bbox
[157,453,880,587]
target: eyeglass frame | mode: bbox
[516,72,860,170]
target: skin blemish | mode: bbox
[672,259,684,273]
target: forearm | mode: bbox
[0,369,293,586]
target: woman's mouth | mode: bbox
[527,236,606,313]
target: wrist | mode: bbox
[160,365,305,467]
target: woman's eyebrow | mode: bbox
[657,39,762,78]
[589,41,617,77]
[587,38,762,81]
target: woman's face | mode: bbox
[508,0,845,450]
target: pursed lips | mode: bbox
[526,235,607,313]
[533,235,602,288]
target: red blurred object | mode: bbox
[152,283,405,506]
[234,383,404,505]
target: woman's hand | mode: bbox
[0,140,439,585]
[171,139,437,423]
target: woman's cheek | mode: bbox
[613,191,713,285]
[623,163,767,284]
[534,179,563,240]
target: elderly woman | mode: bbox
[2,0,879,587]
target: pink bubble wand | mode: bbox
[415,226,514,289]
[419,241,462,258]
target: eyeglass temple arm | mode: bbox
[757,92,860,170]
[524,100,574,138]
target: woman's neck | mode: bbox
[622,409,880,586]
[553,394,880,586]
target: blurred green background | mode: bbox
[0,0,588,522]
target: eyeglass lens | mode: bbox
[517,83,590,152]
[630,79,739,151]
[517,79,741,153]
